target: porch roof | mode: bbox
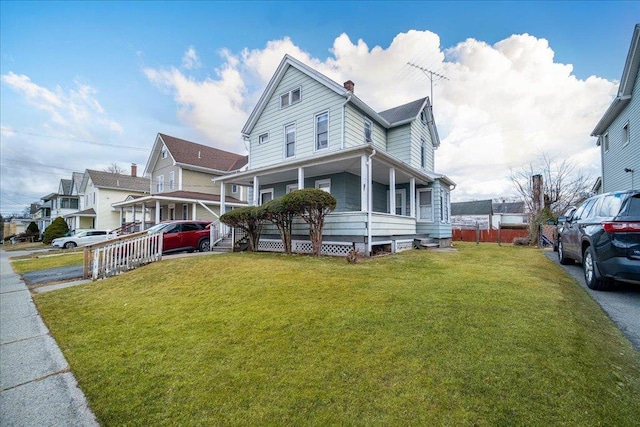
[111,190,247,208]
[64,208,96,218]
[215,145,455,188]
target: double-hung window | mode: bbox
[421,138,426,168]
[260,188,274,205]
[316,112,328,150]
[280,87,301,108]
[157,175,164,193]
[315,179,331,193]
[161,146,168,159]
[285,123,296,158]
[417,188,433,222]
[169,171,175,190]
[364,118,373,143]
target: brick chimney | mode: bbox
[343,80,355,93]
[131,163,137,177]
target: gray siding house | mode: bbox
[592,24,640,192]
[217,55,455,256]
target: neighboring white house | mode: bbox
[592,24,640,192]
[33,175,83,233]
[112,133,249,227]
[216,54,455,256]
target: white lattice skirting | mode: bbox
[258,239,366,256]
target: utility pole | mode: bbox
[406,62,449,105]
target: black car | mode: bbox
[557,190,640,291]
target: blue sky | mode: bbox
[1,1,638,215]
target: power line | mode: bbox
[4,130,149,151]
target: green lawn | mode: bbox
[34,243,640,426]
[11,252,84,274]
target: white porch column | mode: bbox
[389,168,396,215]
[155,200,160,224]
[298,167,305,189]
[142,203,147,230]
[119,208,123,227]
[253,176,260,206]
[410,178,416,219]
[360,155,368,211]
[220,182,226,216]
[192,203,197,220]
[132,204,136,227]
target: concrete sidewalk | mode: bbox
[0,249,98,426]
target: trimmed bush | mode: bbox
[27,221,40,236]
[263,198,296,254]
[282,188,337,256]
[220,206,266,251]
[43,216,69,244]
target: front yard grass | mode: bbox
[34,243,640,425]
[11,252,84,274]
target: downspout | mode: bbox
[341,94,352,150]
[367,149,377,256]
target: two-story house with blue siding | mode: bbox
[217,55,455,256]
[592,24,640,192]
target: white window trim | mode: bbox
[231,184,238,194]
[364,118,373,143]
[258,133,269,145]
[604,133,610,153]
[315,111,329,151]
[169,171,175,190]
[416,188,434,222]
[623,122,630,147]
[259,188,274,205]
[284,122,296,158]
[315,179,331,193]
[157,175,164,193]
[440,188,450,223]
[421,138,426,169]
[161,145,168,159]
[279,87,302,109]
[286,183,298,194]
[387,188,407,216]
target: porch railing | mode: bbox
[84,230,163,280]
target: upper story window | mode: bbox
[421,138,426,168]
[364,118,373,143]
[169,171,175,190]
[280,87,301,108]
[231,184,238,193]
[259,133,269,144]
[157,175,164,193]
[623,122,630,147]
[316,112,328,150]
[285,123,296,158]
[604,133,610,153]
[420,110,427,124]
[161,145,168,159]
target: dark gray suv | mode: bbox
[557,190,640,291]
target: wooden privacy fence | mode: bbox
[452,226,529,244]
[84,231,163,280]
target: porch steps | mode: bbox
[415,238,440,249]
[211,237,233,253]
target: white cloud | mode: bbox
[182,46,202,70]
[146,31,616,201]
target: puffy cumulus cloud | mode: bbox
[0,72,123,138]
[182,46,202,70]
[146,31,616,201]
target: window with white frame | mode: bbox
[280,87,301,108]
[169,171,175,190]
[604,133,610,152]
[259,133,269,144]
[387,189,406,215]
[161,145,168,158]
[421,138,426,168]
[440,188,450,223]
[316,112,329,150]
[623,122,630,147]
[285,123,296,158]
[182,204,188,220]
[231,184,238,193]
[157,175,164,192]
[259,188,274,205]
[417,188,433,221]
[364,118,373,143]
[286,183,298,194]
[315,179,331,193]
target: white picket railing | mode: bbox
[85,231,163,280]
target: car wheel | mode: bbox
[583,246,612,291]
[558,241,573,265]
[64,241,77,249]
[198,239,210,252]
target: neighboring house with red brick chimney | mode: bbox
[112,133,248,227]
[216,54,455,256]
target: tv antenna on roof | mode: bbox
[406,62,449,106]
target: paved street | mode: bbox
[544,249,640,352]
[0,248,98,427]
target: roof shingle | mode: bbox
[86,170,150,192]
[159,134,248,172]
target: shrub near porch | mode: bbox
[34,243,640,425]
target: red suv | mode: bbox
[147,220,212,254]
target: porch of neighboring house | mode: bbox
[64,208,96,230]
[217,147,453,256]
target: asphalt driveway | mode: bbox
[544,249,640,352]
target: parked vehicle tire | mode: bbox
[583,246,612,291]
[64,241,77,249]
[198,239,210,252]
[558,241,573,265]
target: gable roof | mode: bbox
[59,179,73,196]
[72,172,84,194]
[84,169,150,193]
[451,200,493,216]
[592,24,640,137]
[144,133,248,176]
[492,202,524,214]
[241,54,439,141]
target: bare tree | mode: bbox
[104,163,125,174]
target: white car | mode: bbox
[52,229,116,249]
